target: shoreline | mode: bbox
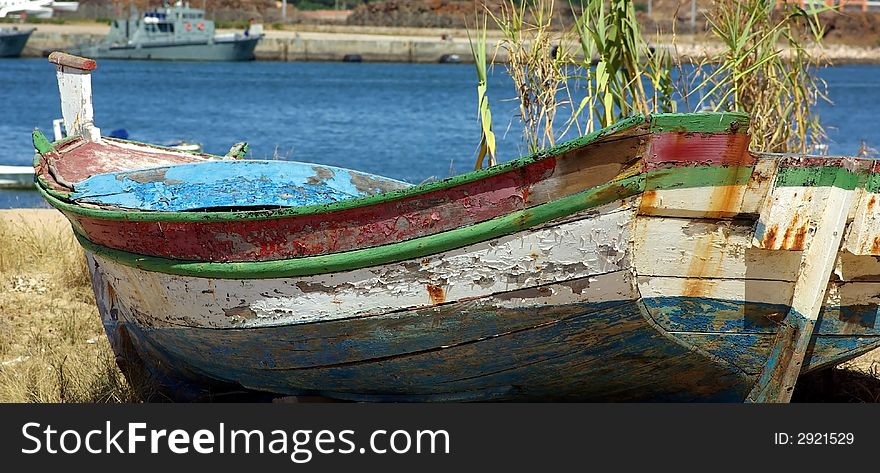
[14,21,880,65]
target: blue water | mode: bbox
[2,58,880,208]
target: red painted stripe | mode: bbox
[70,157,558,262]
[48,130,755,263]
[645,132,753,170]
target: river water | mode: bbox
[1,58,879,208]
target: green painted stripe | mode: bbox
[775,166,864,190]
[646,165,754,190]
[75,175,646,279]
[649,112,750,134]
[866,173,880,194]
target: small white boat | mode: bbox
[0,165,34,189]
[0,0,78,19]
[165,141,203,153]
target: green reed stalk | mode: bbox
[695,0,828,153]
[570,0,676,131]
[488,0,571,154]
[467,13,497,170]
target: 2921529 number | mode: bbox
[774,432,854,445]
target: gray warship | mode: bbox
[68,2,263,61]
[0,27,34,57]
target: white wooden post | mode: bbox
[48,52,101,142]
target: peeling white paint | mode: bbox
[55,65,100,141]
[91,200,638,329]
[844,190,880,256]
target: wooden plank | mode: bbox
[526,130,647,206]
[802,336,880,372]
[844,174,880,255]
[638,128,754,218]
[636,276,794,306]
[639,167,754,218]
[115,295,754,401]
[644,132,753,170]
[643,296,789,335]
[632,216,803,281]
[91,202,638,329]
[665,332,880,375]
[740,156,778,215]
[637,152,775,218]
[642,280,880,336]
[834,250,880,281]
[747,172,856,403]
[753,157,868,251]
[48,51,97,71]
[753,186,825,251]
[51,53,101,141]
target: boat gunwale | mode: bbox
[34,112,748,223]
[66,153,880,278]
[72,172,646,279]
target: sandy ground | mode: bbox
[0,208,68,233]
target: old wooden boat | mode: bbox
[34,53,880,402]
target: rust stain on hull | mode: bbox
[762,224,779,249]
[640,190,658,211]
[427,284,446,305]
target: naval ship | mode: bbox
[68,2,263,61]
[0,26,34,57]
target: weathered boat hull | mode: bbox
[35,53,880,401]
[80,194,880,402]
[68,36,261,61]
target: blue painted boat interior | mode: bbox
[69,160,412,211]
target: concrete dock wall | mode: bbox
[22,27,482,63]
[255,34,477,63]
[20,23,880,64]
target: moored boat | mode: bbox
[34,52,880,402]
[0,165,34,189]
[67,2,262,62]
[0,26,33,57]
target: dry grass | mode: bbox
[693,0,828,153]
[0,210,141,403]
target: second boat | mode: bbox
[67,2,263,61]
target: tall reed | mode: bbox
[468,0,829,168]
[570,0,676,132]
[695,0,828,153]
[467,13,497,169]
[467,0,674,166]
[488,0,571,153]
